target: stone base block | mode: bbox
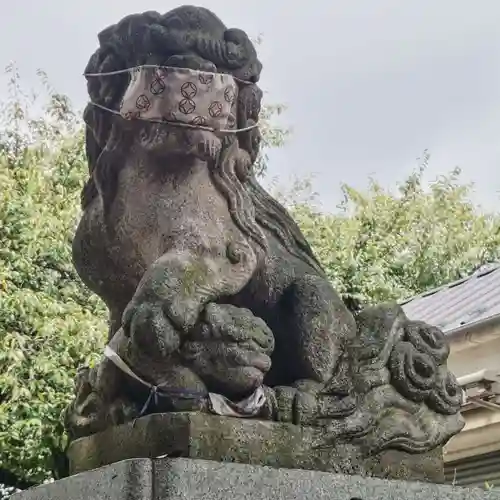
[13,457,500,500]
[67,412,443,483]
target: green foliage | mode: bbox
[0,66,107,486]
[0,65,288,488]
[254,102,290,177]
[288,151,500,305]
[250,35,291,177]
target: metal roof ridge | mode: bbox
[399,262,500,307]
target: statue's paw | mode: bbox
[67,394,138,439]
[65,390,109,439]
[292,379,324,394]
[122,298,181,357]
[180,303,274,395]
[199,303,275,355]
[108,397,139,425]
[181,339,272,396]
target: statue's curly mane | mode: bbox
[82,5,324,275]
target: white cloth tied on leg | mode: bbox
[103,345,266,418]
[208,386,266,417]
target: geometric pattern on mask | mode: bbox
[119,66,238,131]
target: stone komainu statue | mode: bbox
[65,5,464,469]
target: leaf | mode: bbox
[282,160,500,305]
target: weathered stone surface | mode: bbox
[62,3,464,480]
[12,457,500,500]
[11,458,152,500]
[68,4,353,444]
[68,412,444,483]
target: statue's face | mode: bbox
[126,119,222,165]
[91,64,242,165]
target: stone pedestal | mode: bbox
[67,412,443,483]
[12,457,500,500]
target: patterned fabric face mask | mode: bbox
[85,65,256,134]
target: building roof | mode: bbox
[400,263,500,334]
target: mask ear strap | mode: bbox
[84,64,254,85]
[87,100,258,134]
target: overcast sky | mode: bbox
[2,0,500,212]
